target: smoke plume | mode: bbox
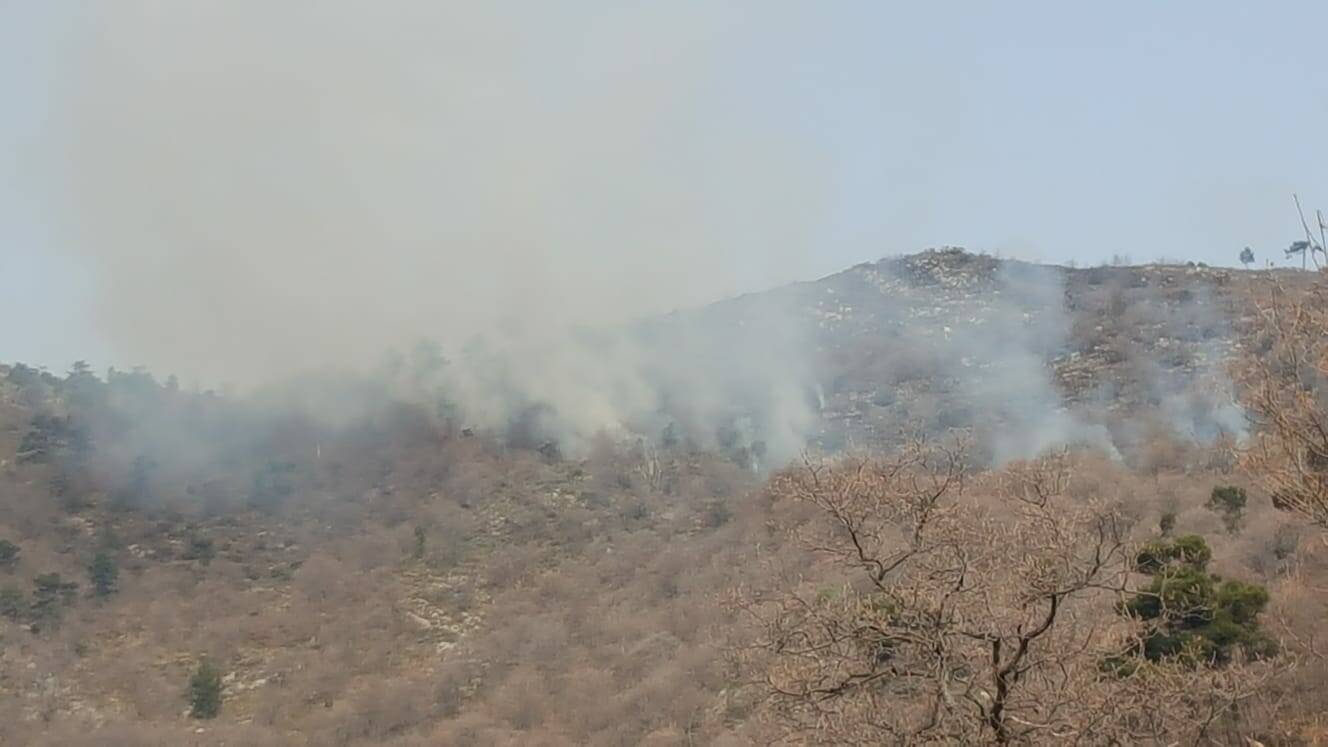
[38,4,1250,467]
[35,2,839,460]
[49,2,826,385]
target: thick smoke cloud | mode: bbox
[410,291,820,463]
[40,4,1252,468]
[41,3,833,460]
[50,2,826,386]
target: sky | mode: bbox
[2,1,1327,377]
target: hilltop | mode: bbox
[679,248,1304,462]
[0,250,1325,745]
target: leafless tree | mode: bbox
[1240,277,1328,530]
[1288,195,1326,270]
[732,440,1275,744]
[633,437,667,492]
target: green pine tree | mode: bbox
[88,552,119,597]
[31,572,78,626]
[1117,534,1275,668]
[189,659,223,719]
[0,539,19,570]
[413,526,427,560]
[1206,486,1247,534]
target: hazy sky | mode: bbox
[3,2,1327,376]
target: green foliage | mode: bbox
[413,526,427,560]
[16,415,88,465]
[0,586,26,621]
[189,659,223,719]
[50,467,86,512]
[64,361,107,410]
[6,362,46,389]
[182,536,215,565]
[0,539,19,570]
[31,572,78,625]
[1133,533,1211,574]
[1123,565,1215,627]
[1206,485,1247,533]
[88,552,119,597]
[1119,535,1275,667]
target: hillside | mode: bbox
[684,248,1304,461]
[1,250,1326,745]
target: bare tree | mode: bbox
[732,441,1275,744]
[633,437,667,492]
[1240,277,1328,530]
[1289,195,1326,270]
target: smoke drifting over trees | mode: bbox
[32,4,1256,466]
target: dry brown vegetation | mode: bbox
[1,257,1327,745]
[731,444,1298,744]
[1241,275,1328,530]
